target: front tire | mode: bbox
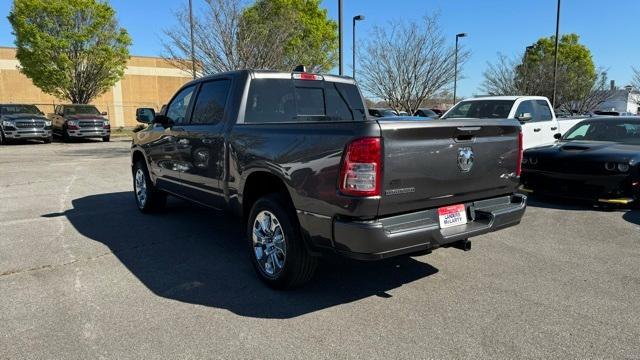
[133,160,167,213]
[247,194,317,289]
[102,136,110,142]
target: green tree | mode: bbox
[515,34,595,106]
[9,0,131,104]
[241,0,338,72]
[483,34,602,110]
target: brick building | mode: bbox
[0,47,192,128]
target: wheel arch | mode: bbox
[241,170,295,221]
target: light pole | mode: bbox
[189,0,196,79]
[352,15,365,79]
[338,0,343,75]
[552,0,561,109]
[453,32,467,105]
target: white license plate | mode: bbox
[438,204,468,229]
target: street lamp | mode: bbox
[352,15,365,79]
[338,0,343,75]
[453,32,467,105]
[552,0,561,109]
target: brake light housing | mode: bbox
[517,131,523,177]
[292,73,324,81]
[339,137,382,196]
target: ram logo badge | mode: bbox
[457,147,474,172]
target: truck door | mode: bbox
[513,100,540,149]
[177,78,232,209]
[147,84,196,192]
[534,99,559,144]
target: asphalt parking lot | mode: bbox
[1,140,639,359]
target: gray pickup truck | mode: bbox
[0,104,52,144]
[48,104,111,142]
[131,70,527,289]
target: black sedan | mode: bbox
[521,117,640,207]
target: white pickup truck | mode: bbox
[442,96,586,149]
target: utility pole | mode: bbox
[338,0,343,75]
[352,15,364,79]
[552,0,561,108]
[189,0,196,79]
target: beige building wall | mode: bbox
[0,47,192,128]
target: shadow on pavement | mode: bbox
[623,210,640,226]
[43,191,438,319]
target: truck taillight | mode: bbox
[339,137,382,197]
[517,131,523,177]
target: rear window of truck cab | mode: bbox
[244,78,366,123]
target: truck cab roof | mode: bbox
[183,70,357,87]
[462,96,550,102]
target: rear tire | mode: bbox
[133,160,167,213]
[247,193,317,289]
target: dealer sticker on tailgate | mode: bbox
[438,204,468,229]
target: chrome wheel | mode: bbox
[252,210,286,278]
[134,168,147,207]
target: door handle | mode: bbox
[551,127,558,130]
[202,139,214,144]
[177,138,190,145]
[533,128,541,132]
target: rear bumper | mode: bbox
[332,194,527,260]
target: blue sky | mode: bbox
[0,0,638,97]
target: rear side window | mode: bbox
[191,79,231,125]
[535,100,553,121]
[244,78,366,123]
[443,100,515,119]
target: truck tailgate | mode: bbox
[377,119,521,216]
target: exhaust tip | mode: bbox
[451,239,471,251]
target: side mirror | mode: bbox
[516,113,533,122]
[136,108,155,124]
[554,133,562,140]
[101,111,108,116]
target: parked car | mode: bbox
[594,110,635,116]
[521,117,640,207]
[394,110,409,116]
[430,108,445,116]
[368,108,397,117]
[414,108,439,118]
[131,69,527,289]
[442,96,583,149]
[48,104,110,142]
[0,104,52,144]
